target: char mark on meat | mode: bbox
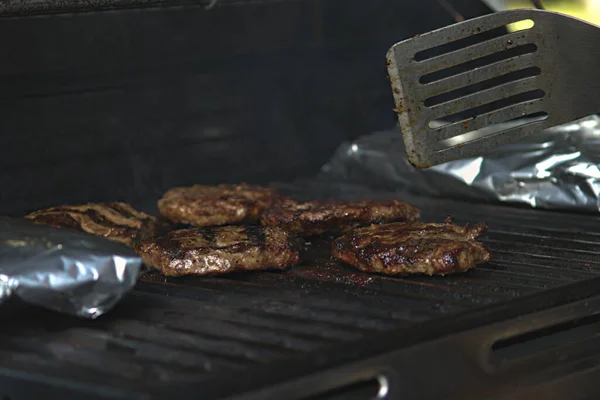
[25,202,165,247]
[332,219,491,275]
[260,199,421,237]
[135,225,301,277]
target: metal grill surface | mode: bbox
[2,182,600,399]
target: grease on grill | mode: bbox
[294,264,375,287]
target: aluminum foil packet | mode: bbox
[320,115,600,213]
[0,217,142,318]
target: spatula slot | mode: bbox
[433,111,548,151]
[428,89,545,128]
[507,19,535,33]
[424,66,542,107]
[419,43,538,84]
[414,26,508,62]
[414,19,535,61]
[414,19,536,62]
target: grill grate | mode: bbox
[3,182,600,399]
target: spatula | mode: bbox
[386,8,600,168]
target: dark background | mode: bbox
[0,0,493,215]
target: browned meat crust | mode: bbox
[332,217,491,275]
[25,202,164,248]
[135,225,301,277]
[158,183,281,227]
[260,199,421,237]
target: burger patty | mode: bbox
[135,225,301,277]
[158,183,281,227]
[260,199,421,237]
[25,202,165,248]
[332,217,491,275]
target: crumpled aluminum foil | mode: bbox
[321,115,600,213]
[0,217,141,318]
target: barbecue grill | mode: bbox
[2,1,600,399]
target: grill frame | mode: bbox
[3,182,600,399]
[221,284,600,400]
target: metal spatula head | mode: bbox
[386,9,600,168]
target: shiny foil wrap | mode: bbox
[321,116,600,212]
[0,217,141,318]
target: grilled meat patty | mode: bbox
[135,225,301,277]
[332,217,491,275]
[158,183,281,227]
[260,199,421,237]
[25,202,164,248]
